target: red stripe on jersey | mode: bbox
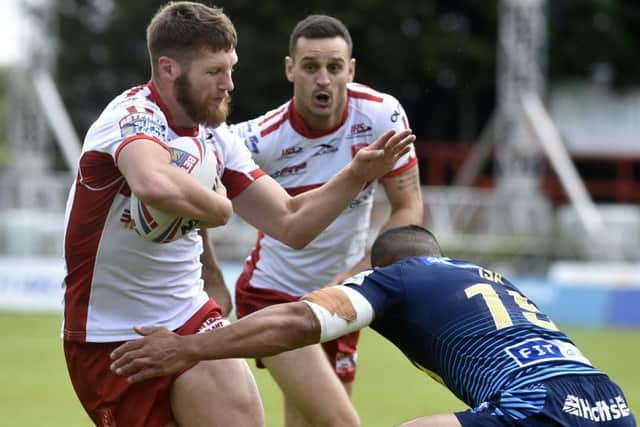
[383,155,418,178]
[284,183,322,196]
[260,113,289,138]
[258,106,287,126]
[222,168,266,199]
[64,152,127,341]
[115,135,168,165]
[126,106,138,114]
[126,84,145,97]
[78,151,123,190]
[402,115,409,130]
[347,88,384,103]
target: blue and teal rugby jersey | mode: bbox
[345,256,602,408]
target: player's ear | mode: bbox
[158,56,181,81]
[285,56,295,82]
[348,58,356,82]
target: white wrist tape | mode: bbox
[302,286,374,343]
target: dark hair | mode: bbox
[370,225,442,268]
[146,1,237,73]
[289,14,353,57]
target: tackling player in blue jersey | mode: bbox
[111,225,636,426]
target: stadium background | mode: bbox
[0,0,638,425]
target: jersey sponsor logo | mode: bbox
[562,394,632,422]
[505,338,591,367]
[197,316,230,333]
[244,135,260,154]
[170,147,199,173]
[312,143,339,157]
[119,111,165,139]
[272,162,307,178]
[390,102,404,123]
[279,144,303,158]
[335,351,357,374]
[348,122,373,139]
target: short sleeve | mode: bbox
[208,124,266,198]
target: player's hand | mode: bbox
[109,326,190,383]
[349,129,414,183]
[201,176,229,229]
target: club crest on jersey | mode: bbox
[348,122,373,139]
[119,111,165,139]
[170,147,199,173]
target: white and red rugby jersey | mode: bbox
[233,83,417,297]
[62,82,264,342]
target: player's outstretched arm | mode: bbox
[233,129,415,249]
[109,301,320,383]
[110,285,375,383]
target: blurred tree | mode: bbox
[35,0,640,144]
[549,0,640,91]
[0,68,8,166]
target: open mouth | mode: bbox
[314,92,331,106]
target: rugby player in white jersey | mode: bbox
[230,14,423,427]
[61,3,414,426]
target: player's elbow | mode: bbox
[208,198,233,226]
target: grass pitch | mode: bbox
[0,312,637,426]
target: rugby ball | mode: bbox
[130,136,218,243]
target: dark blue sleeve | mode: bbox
[344,263,406,318]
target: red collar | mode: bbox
[146,81,199,137]
[287,97,349,139]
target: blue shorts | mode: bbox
[455,374,636,426]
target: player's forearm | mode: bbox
[143,166,232,226]
[381,205,424,233]
[183,302,321,360]
[283,165,365,248]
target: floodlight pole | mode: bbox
[494,0,547,199]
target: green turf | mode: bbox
[0,312,637,426]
